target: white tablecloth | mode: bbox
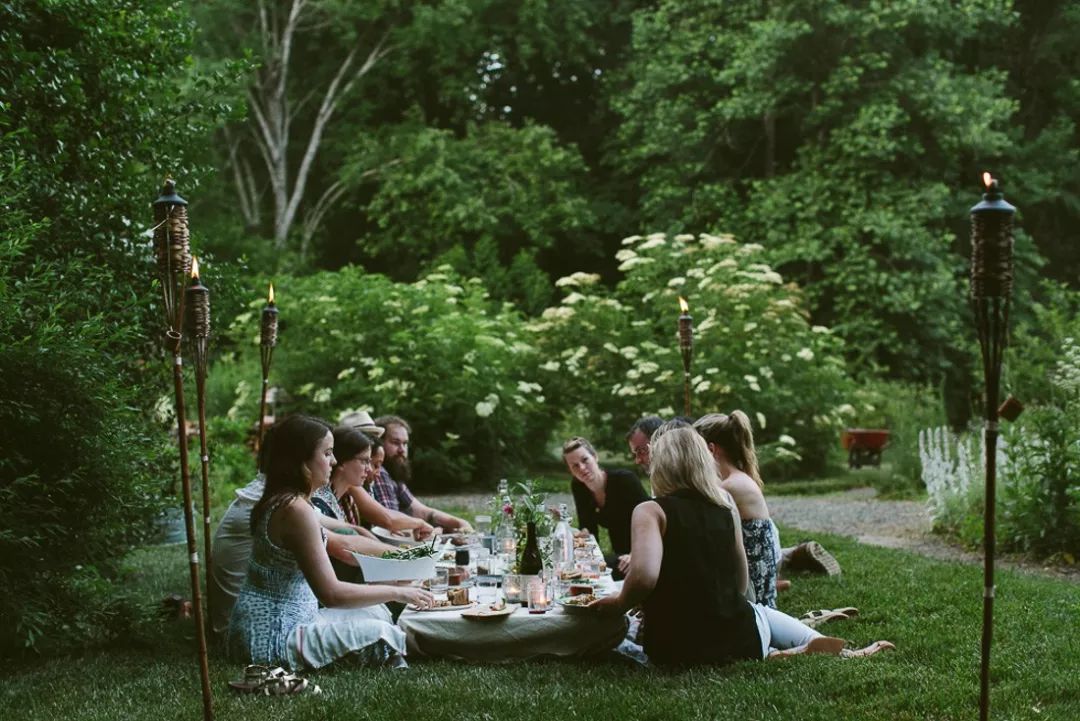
[399,602,627,662]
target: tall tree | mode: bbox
[612,0,1022,381]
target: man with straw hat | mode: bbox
[338,410,385,439]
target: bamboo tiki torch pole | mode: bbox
[678,297,693,417]
[255,285,278,463]
[186,257,213,622]
[153,180,214,721]
[970,172,1016,721]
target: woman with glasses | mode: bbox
[563,436,650,580]
[323,426,436,540]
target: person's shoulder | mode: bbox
[723,472,763,496]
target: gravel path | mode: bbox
[427,488,1079,583]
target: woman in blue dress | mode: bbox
[226,415,433,670]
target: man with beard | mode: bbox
[371,415,473,532]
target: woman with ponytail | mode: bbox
[694,411,780,608]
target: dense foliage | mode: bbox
[534,232,854,477]
[0,0,223,654]
[211,266,548,489]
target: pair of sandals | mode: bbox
[228,665,321,696]
[800,606,859,628]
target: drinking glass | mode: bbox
[474,514,492,535]
[476,576,499,604]
[430,567,449,594]
[474,547,492,575]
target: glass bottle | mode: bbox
[552,503,575,571]
[519,522,543,575]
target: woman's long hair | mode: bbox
[693,411,763,489]
[650,427,733,509]
[250,415,332,532]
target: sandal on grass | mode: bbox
[840,640,895,659]
[800,609,854,628]
[228,665,321,696]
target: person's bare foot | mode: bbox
[840,640,895,658]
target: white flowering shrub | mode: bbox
[214,265,546,489]
[534,232,855,476]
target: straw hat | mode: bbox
[338,410,384,438]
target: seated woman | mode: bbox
[563,437,649,580]
[591,427,893,667]
[226,415,433,670]
[694,411,779,608]
[324,429,438,540]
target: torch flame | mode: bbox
[679,296,689,313]
[190,256,200,279]
[982,172,993,189]
[268,283,275,305]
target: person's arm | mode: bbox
[346,485,436,538]
[277,499,433,608]
[730,505,749,597]
[592,501,664,613]
[325,531,397,566]
[408,497,472,532]
[571,480,600,539]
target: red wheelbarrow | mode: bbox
[840,428,890,469]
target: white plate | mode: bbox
[408,601,477,613]
[460,603,519,620]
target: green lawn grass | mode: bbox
[4,524,1077,721]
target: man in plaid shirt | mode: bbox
[368,415,473,532]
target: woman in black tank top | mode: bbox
[591,426,894,666]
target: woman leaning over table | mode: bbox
[226,415,433,670]
[563,436,649,580]
[590,426,893,666]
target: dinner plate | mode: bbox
[460,603,519,620]
[408,601,478,613]
[556,596,599,614]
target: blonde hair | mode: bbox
[649,428,733,510]
[693,411,763,489]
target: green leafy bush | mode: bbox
[213,265,547,490]
[532,232,855,477]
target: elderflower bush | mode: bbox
[535,232,854,476]
[215,265,546,489]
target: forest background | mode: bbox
[1,0,1078,655]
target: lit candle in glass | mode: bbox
[503,574,525,603]
[527,576,551,613]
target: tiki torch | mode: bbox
[678,296,693,417]
[152,181,214,721]
[255,283,278,459]
[185,257,213,622]
[970,171,1017,721]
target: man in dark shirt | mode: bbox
[369,414,473,532]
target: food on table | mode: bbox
[447,588,470,606]
[379,544,437,561]
[560,594,597,606]
[568,584,595,596]
[559,569,583,581]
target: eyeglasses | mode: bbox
[631,444,650,460]
[352,456,373,467]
